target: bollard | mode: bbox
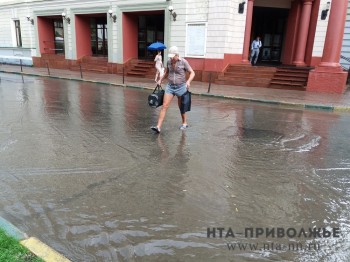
[79,64,83,79]
[20,59,23,72]
[122,66,125,84]
[207,72,212,93]
[46,62,50,75]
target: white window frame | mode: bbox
[185,22,207,58]
[14,20,22,47]
[10,18,18,47]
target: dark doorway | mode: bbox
[138,14,164,59]
[91,17,108,56]
[53,20,64,54]
[251,7,289,64]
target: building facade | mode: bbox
[0,0,348,93]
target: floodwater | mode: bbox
[0,73,350,262]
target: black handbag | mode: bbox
[148,85,164,108]
[180,91,191,114]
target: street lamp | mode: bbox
[26,15,34,25]
[108,9,117,23]
[62,12,70,24]
[321,2,330,20]
[238,0,246,14]
[168,6,177,21]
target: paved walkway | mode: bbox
[1,64,350,111]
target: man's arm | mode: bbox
[186,68,195,88]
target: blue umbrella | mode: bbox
[147,42,167,51]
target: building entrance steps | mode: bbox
[127,60,155,78]
[70,56,109,73]
[37,54,67,69]
[269,66,313,90]
[215,64,316,91]
[215,64,276,87]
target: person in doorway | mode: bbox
[154,50,164,82]
[151,46,195,133]
[250,36,262,65]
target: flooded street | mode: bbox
[0,73,350,261]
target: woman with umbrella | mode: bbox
[148,42,166,82]
[154,50,164,82]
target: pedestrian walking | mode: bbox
[151,46,195,134]
[154,50,164,82]
[250,36,262,65]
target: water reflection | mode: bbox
[43,79,70,114]
[79,83,112,123]
[122,88,159,133]
[148,132,190,213]
[18,86,29,104]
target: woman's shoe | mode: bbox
[179,124,188,130]
[151,126,161,133]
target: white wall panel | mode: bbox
[340,3,350,69]
[312,0,331,57]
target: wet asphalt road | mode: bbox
[0,73,350,261]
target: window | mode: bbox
[14,20,22,47]
[185,23,207,57]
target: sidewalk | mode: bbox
[1,64,350,111]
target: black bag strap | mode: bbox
[152,84,163,93]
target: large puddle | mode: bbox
[0,73,349,261]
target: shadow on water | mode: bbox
[0,74,349,261]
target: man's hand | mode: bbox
[186,81,191,89]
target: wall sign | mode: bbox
[186,23,207,57]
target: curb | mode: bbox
[197,93,337,111]
[0,217,70,262]
[1,69,350,112]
